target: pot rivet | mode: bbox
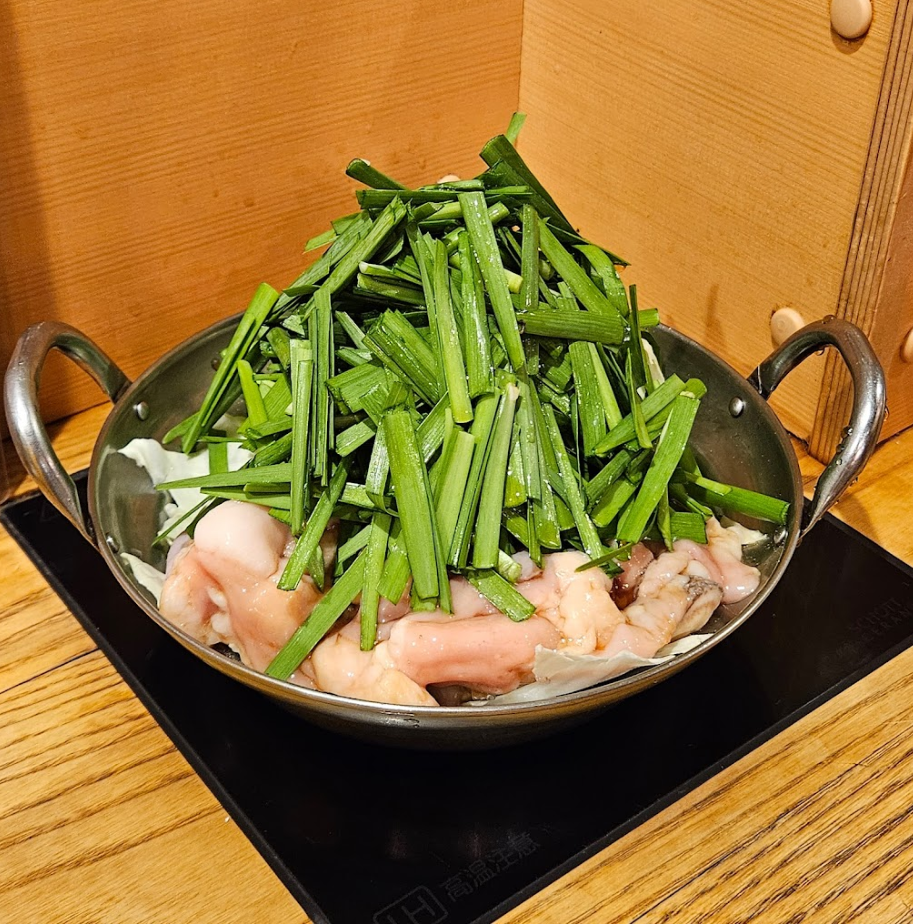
[211,356,222,371]
[105,534,120,553]
[133,401,149,421]
[729,397,745,417]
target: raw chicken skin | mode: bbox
[600,551,724,659]
[159,502,323,673]
[159,503,761,705]
[674,517,761,604]
[309,632,437,706]
[517,551,624,655]
[385,611,560,694]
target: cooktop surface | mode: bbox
[5,475,913,924]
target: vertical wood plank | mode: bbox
[810,0,913,458]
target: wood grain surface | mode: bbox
[3,407,913,923]
[518,0,895,441]
[0,0,522,430]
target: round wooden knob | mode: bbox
[770,308,805,346]
[900,329,913,363]
[831,0,873,40]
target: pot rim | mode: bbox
[88,315,803,721]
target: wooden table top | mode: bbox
[4,405,913,923]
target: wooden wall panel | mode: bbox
[811,0,913,457]
[0,0,522,427]
[518,0,894,440]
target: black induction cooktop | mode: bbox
[5,473,913,924]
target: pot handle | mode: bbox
[747,316,886,538]
[5,321,131,545]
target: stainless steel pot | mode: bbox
[5,315,886,748]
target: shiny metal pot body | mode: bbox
[5,316,886,748]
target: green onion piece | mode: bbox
[429,239,473,422]
[335,311,367,349]
[589,344,623,429]
[520,204,540,316]
[628,285,652,393]
[337,523,371,565]
[289,339,313,535]
[360,513,392,651]
[308,197,407,305]
[638,309,660,329]
[262,374,292,422]
[449,393,500,567]
[670,511,708,543]
[594,374,685,454]
[326,362,386,414]
[536,219,622,319]
[359,186,529,208]
[345,158,406,190]
[457,231,494,397]
[385,409,441,601]
[378,522,411,603]
[336,419,377,457]
[505,111,527,145]
[153,497,213,546]
[182,283,279,452]
[158,463,289,491]
[657,486,673,550]
[670,481,713,518]
[617,395,701,542]
[473,381,520,568]
[478,134,573,232]
[586,448,633,507]
[278,458,350,590]
[254,431,293,466]
[625,352,653,450]
[200,489,291,509]
[574,542,637,572]
[459,191,525,371]
[340,482,388,509]
[364,311,442,405]
[304,228,336,252]
[442,202,510,255]
[576,244,629,316]
[282,213,370,299]
[569,341,607,456]
[466,569,535,622]
[355,275,425,306]
[416,397,451,462]
[331,211,363,234]
[504,435,526,508]
[520,309,624,345]
[365,420,390,508]
[265,328,292,369]
[208,440,229,475]
[309,287,333,484]
[497,549,523,584]
[541,405,604,559]
[679,473,790,525]
[434,430,477,548]
[266,553,367,680]
[591,477,639,528]
[244,419,292,441]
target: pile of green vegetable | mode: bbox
[156,115,789,682]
